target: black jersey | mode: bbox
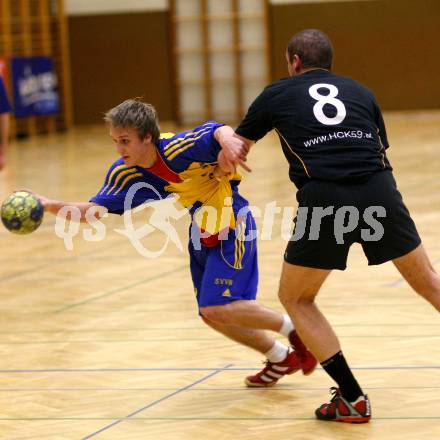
[236,70,392,188]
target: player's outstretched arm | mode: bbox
[38,195,107,223]
[214,125,254,172]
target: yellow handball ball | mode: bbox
[1,191,44,234]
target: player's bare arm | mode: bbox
[38,196,107,223]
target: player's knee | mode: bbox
[199,305,229,324]
[278,287,314,310]
[278,276,302,306]
[278,288,288,307]
[278,287,299,308]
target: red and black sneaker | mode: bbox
[315,387,371,423]
[245,350,301,387]
[288,330,318,375]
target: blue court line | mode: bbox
[0,301,433,314]
[0,365,438,374]
[1,385,439,392]
[313,302,432,308]
[0,322,439,334]
[81,363,233,440]
[0,416,439,421]
[0,334,439,345]
[0,236,129,284]
[0,262,54,284]
[53,265,187,313]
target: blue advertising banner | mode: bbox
[11,56,59,117]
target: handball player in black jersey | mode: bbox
[220,29,440,423]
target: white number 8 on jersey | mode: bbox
[309,83,346,126]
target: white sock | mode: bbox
[264,341,290,363]
[278,314,294,338]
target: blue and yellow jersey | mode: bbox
[90,158,169,213]
[91,121,249,235]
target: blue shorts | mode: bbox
[189,211,258,309]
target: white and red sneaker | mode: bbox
[245,350,301,387]
[288,330,318,375]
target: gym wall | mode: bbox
[67,0,174,124]
[269,0,440,110]
[66,0,440,125]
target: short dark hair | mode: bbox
[104,98,160,144]
[287,29,333,70]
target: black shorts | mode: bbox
[284,170,421,270]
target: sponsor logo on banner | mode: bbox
[11,56,59,117]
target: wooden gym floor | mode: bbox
[0,111,439,439]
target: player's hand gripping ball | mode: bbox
[1,191,44,234]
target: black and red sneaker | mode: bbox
[288,330,318,375]
[245,350,301,387]
[315,387,371,423]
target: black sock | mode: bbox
[321,351,364,402]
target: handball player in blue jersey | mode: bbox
[0,76,12,170]
[36,98,317,386]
